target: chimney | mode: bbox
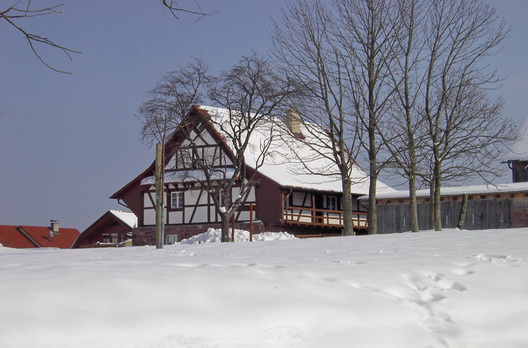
[50,220,60,234]
[286,108,302,137]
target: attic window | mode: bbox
[197,122,206,133]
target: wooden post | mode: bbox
[281,192,285,224]
[249,203,254,242]
[231,213,235,242]
[312,194,316,224]
[155,143,164,249]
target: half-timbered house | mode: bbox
[111,106,393,244]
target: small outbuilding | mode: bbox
[73,210,137,248]
[369,182,528,233]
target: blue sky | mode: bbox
[1,0,527,230]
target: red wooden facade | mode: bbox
[73,210,136,248]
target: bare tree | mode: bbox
[203,54,293,241]
[418,0,513,231]
[161,0,216,20]
[273,0,363,236]
[335,0,398,234]
[1,1,80,73]
[377,0,428,232]
[139,55,291,242]
[138,57,211,147]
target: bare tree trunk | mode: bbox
[368,171,378,234]
[433,163,442,231]
[155,143,164,249]
[429,179,435,229]
[220,214,231,243]
[457,193,468,230]
[409,174,419,232]
[342,178,354,236]
[368,57,379,235]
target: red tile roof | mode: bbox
[0,225,80,249]
[0,225,37,248]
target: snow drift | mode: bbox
[1,228,528,348]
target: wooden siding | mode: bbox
[252,172,283,229]
[376,195,518,233]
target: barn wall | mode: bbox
[120,184,145,225]
[75,223,130,248]
[377,195,516,234]
[511,193,528,227]
[254,174,283,229]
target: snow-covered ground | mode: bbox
[2,228,528,348]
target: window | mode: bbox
[171,191,184,209]
[102,233,118,244]
[326,195,338,210]
[165,234,179,245]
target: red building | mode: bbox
[73,210,137,248]
[0,221,79,249]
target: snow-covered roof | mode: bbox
[109,210,137,229]
[507,114,528,161]
[368,181,528,200]
[201,106,394,195]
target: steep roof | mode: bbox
[507,114,528,161]
[109,210,137,229]
[0,225,80,249]
[113,105,394,198]
[0,225,37,248]
[201,106,394,195]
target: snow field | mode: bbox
[1,228,528,347]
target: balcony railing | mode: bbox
[282,206,368,229]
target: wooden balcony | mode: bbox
[282,206,368,230]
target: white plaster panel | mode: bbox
[198,191,208,205]
[203,146,219,166]
[238,211,250,221]
[185,207,194,223]
[168,211,183,224]
[144,192,154,208]
[143,209,155,226]
[193,207,208,223]
[246,187,256,202]
[200,131,215,145]
[293,192,309,206]
[185,189,200,205]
